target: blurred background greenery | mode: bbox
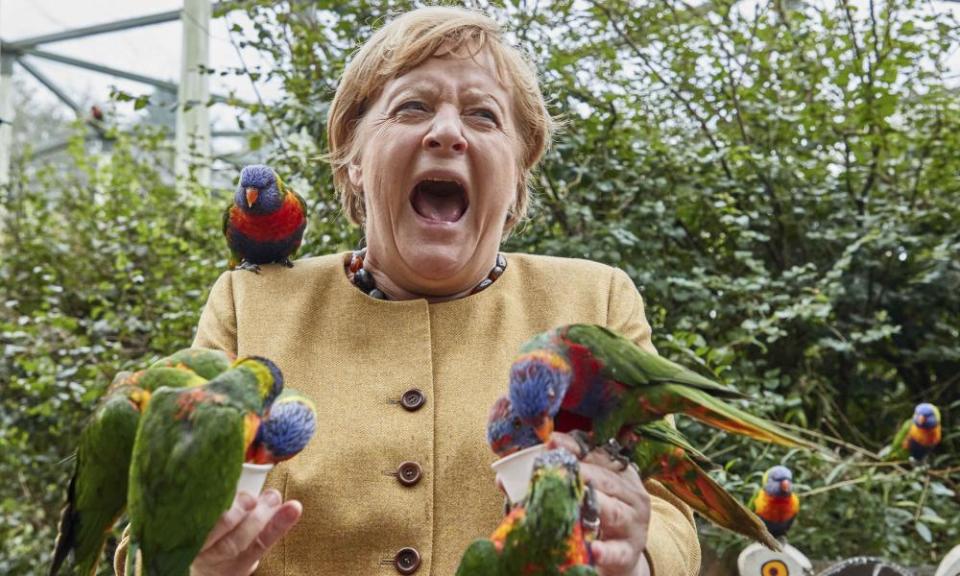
[1,0,957,573]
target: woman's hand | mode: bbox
[189,489,302,576]
[549,433,651,576]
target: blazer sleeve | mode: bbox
[192,271,239,354]
[607,267,702,576]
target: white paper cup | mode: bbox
[491,444,547,503]
[236,463,274,497]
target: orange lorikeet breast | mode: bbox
[229,193,306,242]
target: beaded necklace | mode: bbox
[347,248,507,300]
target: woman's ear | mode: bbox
[348,161,363,190]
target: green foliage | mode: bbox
[0,127,225,573]
[2,0,958,571]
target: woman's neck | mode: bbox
[352,248,505,303]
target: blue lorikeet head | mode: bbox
[487,395,541,458]
[913,403,939,429]
[236,164,283,215]
[253,397,317,462]
[508,351,572,443]
[763,465,794,498]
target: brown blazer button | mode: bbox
[400,388,426,412]
[396,461,422,487]
[394,547,421,574]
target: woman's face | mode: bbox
[349,49,521,296]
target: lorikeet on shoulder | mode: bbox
[223,164,307,273]
[749,465,799,540]
[886,403,941,462]
[125,356,284,576]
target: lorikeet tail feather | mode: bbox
[667,384,816,449]
[649,450,781,551]
[48,477,76,576]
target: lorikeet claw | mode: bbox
[581,481,601,540]
[280,257,295,268]
[570,429,594,458]
[237,260,262,274]
[602,438,632,471]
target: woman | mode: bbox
[127,6,700,576]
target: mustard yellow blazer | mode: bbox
[118,252,701,575]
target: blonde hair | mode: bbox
[326,6,554,233]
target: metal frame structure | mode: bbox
[0,2,235,189]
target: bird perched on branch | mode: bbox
[885,403,941,463]
[223,164,307,273]
[49,365,206,576]
[750,465,799,541]
[125,356,284,576]
[456,449,597,576]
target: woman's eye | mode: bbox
[472,108,498,122]
[397,100,428,113]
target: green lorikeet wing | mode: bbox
[455,539,500,576]
[562,325,744,398]
[149,348,236,380]
[630,421,780,550]
[126,358,282,576]
[50,385,148,576]
[126,387,250,576]
[885,418,912,461]
[129,366,207,393]
[559,324,815,450]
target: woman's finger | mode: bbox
[207,489,283,559]
[200,491,258,552]
[579,458,649,512]
[546,431,585,458]
[233,500,302,569]
[591,539,642,575]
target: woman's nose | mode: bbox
[422,106,468,154]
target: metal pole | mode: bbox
[4,9,183,50]
[0,54,14,187]
[175,0,212,191]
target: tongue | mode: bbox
[412,187,465,222]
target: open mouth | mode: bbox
[410,179,468,223]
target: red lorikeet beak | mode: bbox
[780,479,792,493]
[245,187,259,208]
[916,414,927,426]
[534,417,554,443]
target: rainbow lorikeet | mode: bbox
[125,356,284,576]
[49,367,206,576]
[456,449,597,576]
[246,388,318,464]
[508,324,816,456]
[223,164,307,273]
[149,348,236,380]
[886,403,942,462]
[486,399,780,550]
[749,465,799,540]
